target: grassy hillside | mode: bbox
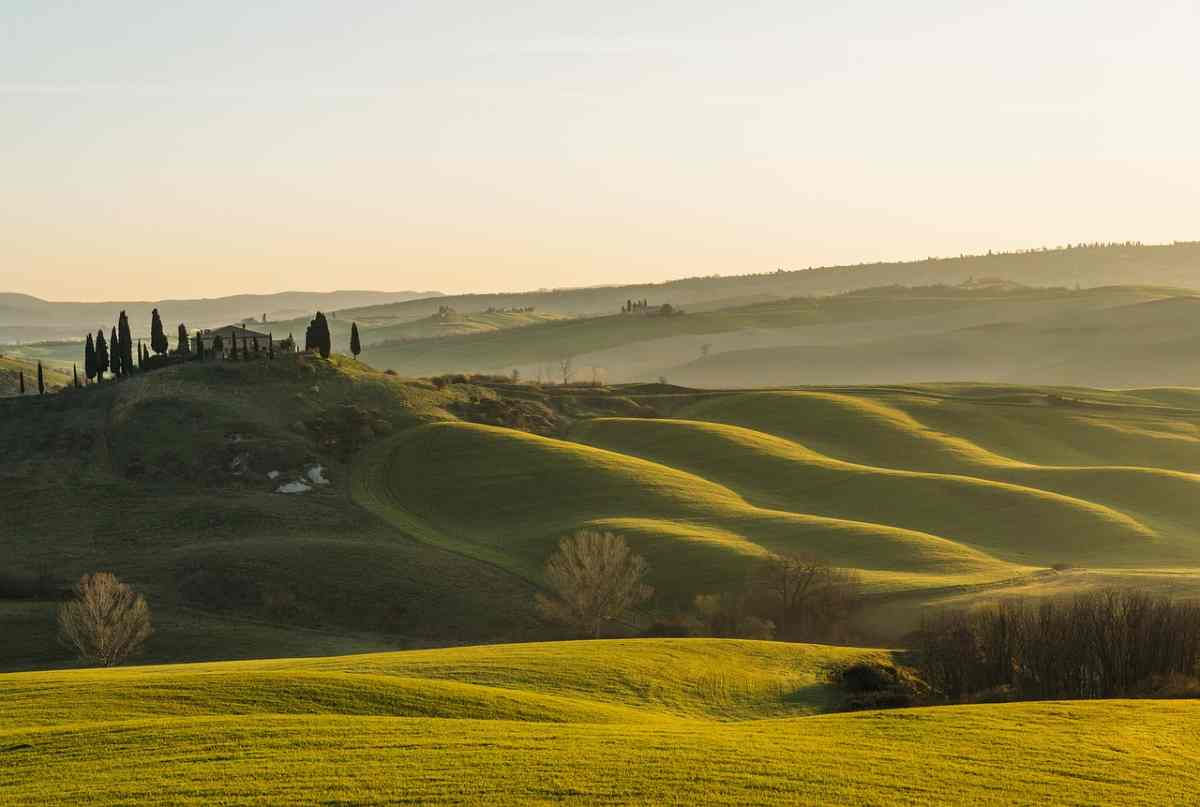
[0,354,71,396]
[359,284,1200,385]
[2,639,1198,805]
[0,355,551,671]
[5,353,1200,669]
[358,421,1013,598]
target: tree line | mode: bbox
[914,590,1200,701]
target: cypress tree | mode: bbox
[313,312,331,358]
[177,323,189,354]
[253,336,260,353]
[150,308,168,355]
[137,340,144,370]
[85,333,97,384]
[73,363,80,389]
[350,322,361,358]
[37,361,45,395]
[230,331,239,359]
[117,311,133,376]
[110,326,122,377]
[268,332,274,359]
[18,370,24,394]
[96,330,109,380]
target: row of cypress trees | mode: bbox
[36,308,365,395]
[82,308,182,384]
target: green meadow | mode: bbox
[5,352,1200,668]
[3,639,1198,806]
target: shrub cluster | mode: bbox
[836,661,930,710]
[914,590,1200,701]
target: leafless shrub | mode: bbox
[536,531,652,638]
[57,572,153,666]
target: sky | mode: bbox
[3,1,1198,301]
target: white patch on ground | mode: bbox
[267,470,280,480]
[305,465,330,485]
[276,481,312,494]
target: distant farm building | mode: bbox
[194,325,293,357]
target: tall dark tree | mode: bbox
[177,323,189,354]
[252,336,260,353]
[305,312,331,358]
[212,335,224,355]
[110,326,122,377]
[37,361,45,395]
[85,333,97,384]
[268,332,275,359]
[18,370,24,394]
[117,311,133,376]
[150,308,168,356]
[73,364,80,389]
[136,340,144,370]
[96,330,109,380]
[230,331,239,359]
[350,322,361,358]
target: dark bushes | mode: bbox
[836,660,929,709]
[914,590,1200,701]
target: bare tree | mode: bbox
[536,531,653,638]
[57,572,153,666]
[559,355,574,385]
[750,553,862,640]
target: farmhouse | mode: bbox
[194,325,293,357]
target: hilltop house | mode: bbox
[194,325,293,357]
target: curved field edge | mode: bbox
[1,640,878,726]
[570,417,1157,564]
[354,421,1017,595]
[672,389,1200,560]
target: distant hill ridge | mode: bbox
[0,289,442,342]
[334,241,1200,323]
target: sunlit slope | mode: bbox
[359,421,1014,597]
[571,418,1154,565]
[675,389,1200,561]
[3,640,1199,806]
[0,640,871,727]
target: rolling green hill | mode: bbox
[358,284,1200,386]
[4,354,1200,671]
[2,639,1198,805]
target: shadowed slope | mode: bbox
[358,421,1015,598]
[571,417,1155,565]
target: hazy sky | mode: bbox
[3,1,1198,301]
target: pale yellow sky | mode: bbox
[3,2,1198,300]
